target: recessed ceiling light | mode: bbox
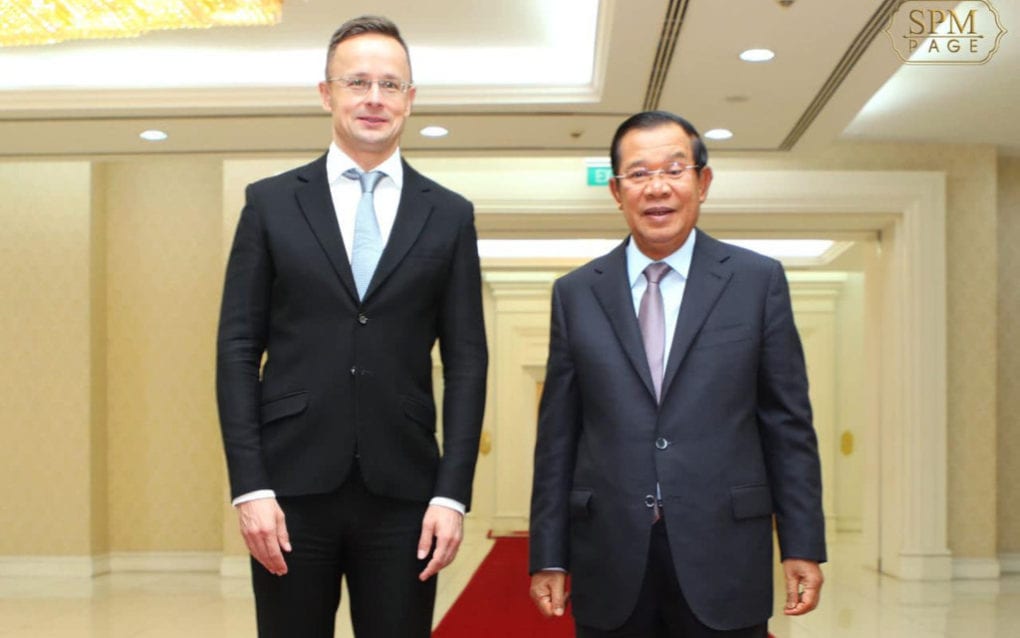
[704,128,734,140]
[139,129,167,142]
[739,48,775,62]
[420,125,449,138]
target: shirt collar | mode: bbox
[326,142,404,188]
[626,229,697,287]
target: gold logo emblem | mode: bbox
[885,0,1007,64]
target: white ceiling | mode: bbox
[0,0,1016,158]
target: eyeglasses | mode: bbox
[327,76,413,95]
[615,163,701,185]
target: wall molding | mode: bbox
[0,555,98,577]
[1,552,239,577]
[999,553,1020,574]
[107,552,221,573]
[952,558,1001,580]
[220,555,251,578]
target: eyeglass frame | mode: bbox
[614,162,703,185]
[326,76,414,95]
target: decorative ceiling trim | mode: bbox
[779,0,901,151]
[642,0,690,111]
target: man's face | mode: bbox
[318,33,416,164]
[609,123,713,260]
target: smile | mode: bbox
[643,207,674,218]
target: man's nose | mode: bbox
[646,174,671,194]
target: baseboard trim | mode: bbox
[107,552,221,573]
[219,555,251,577]
[999,553,1020,574]
[0,555,99,577]
[0,552,229,577]
[952,557,1001,579]
[834,516,863,533]
[490,515,529,537]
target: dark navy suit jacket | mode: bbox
[217,153,487,508]
[529,230,825,631]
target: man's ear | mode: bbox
[404,85,417,116]
[608,177,622,208]
[697,165,714,203]
[317,81,332,113]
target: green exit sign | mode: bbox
[587,165,613,186]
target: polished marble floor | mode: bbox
[0,531,1016,637]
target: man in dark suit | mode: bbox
[216,15,487,638]
[529,111,826,637]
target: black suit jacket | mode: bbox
[529,231,826,631]
[216,154,487,508]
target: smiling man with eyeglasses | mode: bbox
[217,14,487,638]
[529,111,826,637]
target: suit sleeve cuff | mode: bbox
[429,497,466,516]
[232,489,276,507]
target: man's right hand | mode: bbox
[237,497,291,576]
[530,570,568,617]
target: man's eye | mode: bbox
[665,166,685,177]
[379,80,399,91]
[629,170,651,180]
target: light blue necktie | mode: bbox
[343,168,385,299]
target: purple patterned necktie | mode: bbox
[639,262,671,402]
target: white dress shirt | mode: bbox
[626,228,697,368]
[325,142,404,259]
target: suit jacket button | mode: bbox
[357,313,368,325]
[655,437,669,450]
[644,495,657,508]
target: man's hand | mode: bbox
[417,504,463,581]
[782,558,823,615]
[530,570,568,617]
[237,498,291,576]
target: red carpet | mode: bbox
[432,536,574,637]
[432,535,775,638]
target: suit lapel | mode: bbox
[294,154,359,300]
[661,232,733,399]
[363,160,433,300]
[591,243,658,401]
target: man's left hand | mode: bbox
[782,558,824,615]
[417,504,464,581]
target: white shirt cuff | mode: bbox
[429,496,466,516]
[232,489,276,507]
[233,491,465,515]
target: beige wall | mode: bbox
[0,162,99,555]
[90,164,109,555]
[103,159,224,552]
[713,142,1000,560]
[0,141,1013,567]
[998,156,1020,554]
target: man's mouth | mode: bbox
[644,207,674,218]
